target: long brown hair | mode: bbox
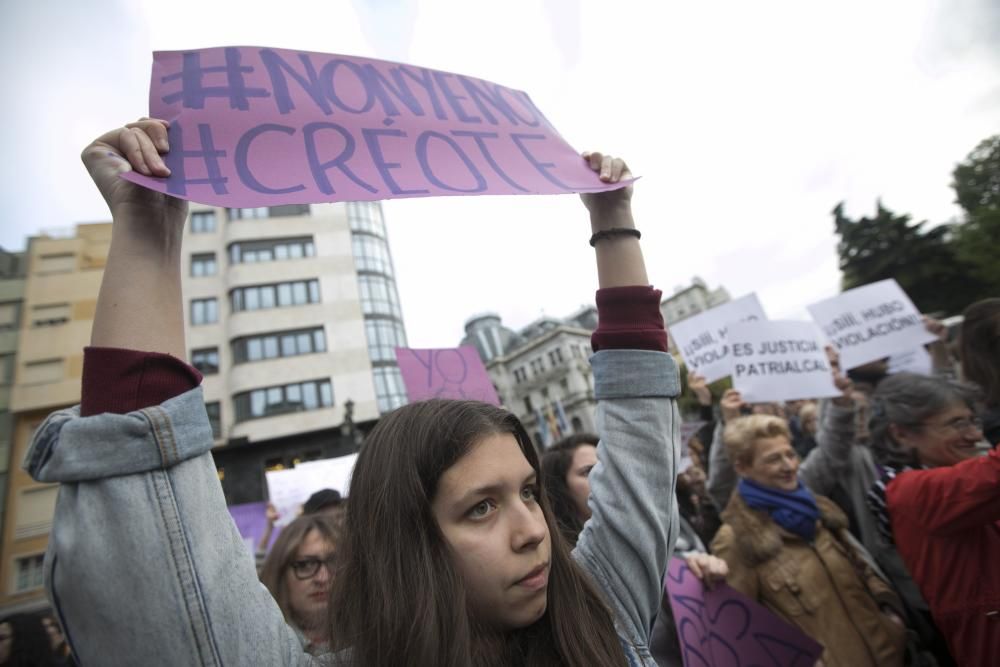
[259,513,341,627]
[540,433,599,547]
[961,298,1000,406]
[328,400,626,666]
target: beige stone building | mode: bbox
[1,224,110,614]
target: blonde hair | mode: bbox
[723,415,791,468]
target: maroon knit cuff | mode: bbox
[81,347,203,417]
[591,285,668,352]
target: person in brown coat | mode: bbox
[710,414,906,667]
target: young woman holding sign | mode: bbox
[26,119,680,666]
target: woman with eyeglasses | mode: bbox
[866,372,996,666]
[259,514,341,655]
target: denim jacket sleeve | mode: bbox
[572,349,681,654]
[24,387,325,667]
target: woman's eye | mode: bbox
[521,485,539,502]
[469,499,496,519]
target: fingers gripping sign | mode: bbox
[81,118,187,221]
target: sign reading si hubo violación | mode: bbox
[123,46,629,206]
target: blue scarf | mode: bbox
[738,478,820,542]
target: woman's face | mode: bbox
[284,529,336,630]
[893,403,984,467]
[736,436,800,492]
[0,622,12,664]
[567,445,598,520]
[432,433,551,631]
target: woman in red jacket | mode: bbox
[867,372,995,667]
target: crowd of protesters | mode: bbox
[3,117,997,666]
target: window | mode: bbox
[205,402,221,439]
[191,298,218,325]
[364,320,407,362]
[232,327,326,363]
[524,396,534,413]
[267,204,310,217]
[227,207,270,220]
[15,485,58,539]
[231,280,320,312]
[357,274,401,318]
[373,366,407,413]
[560,377,569,391]
[352,235,394,274]
[22,359,62,385]
[15,554,45,592]
[31,303,70,327]
[347,201,387,236]
[191,253,217,277]
[571,417,583,433]
[513,367,527,384]
[0,354,13,385]
[191,347,219,374]
[36,253,75,274]
[229,237,316,264]
[530,358,545,376]
[190,211,217,233]
[234,379,333,422]
[548,348,564,365]
[0,301,20,330]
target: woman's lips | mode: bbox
[516,563,549,592]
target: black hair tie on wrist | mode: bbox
[589,227,641,247]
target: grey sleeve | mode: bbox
[800,400,855,495]
[572,350,681,650]
[707,422,736,511]
[25,389,319,667]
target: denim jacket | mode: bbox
[26,349,680,666]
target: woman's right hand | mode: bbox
[81,118,187,223]
[719,389,745,423]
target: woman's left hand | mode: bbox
[685,553,729,590]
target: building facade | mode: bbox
[465,308,598,449]
[1,225,111,614]
[181,201,408,500]
[0,249,27,553]
[0,202,409,613]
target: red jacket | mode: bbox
[886,447,1000,667]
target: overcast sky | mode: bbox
[2,0,997,347]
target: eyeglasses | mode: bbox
[289,556,336,580]
[920,416,984,435]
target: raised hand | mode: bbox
[688,371,712,406]
[578,151,633,222]
[720,389,746,423]
[81,118,187,223]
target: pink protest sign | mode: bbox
[123,46,628,206]
[395,346,501,405]
[665,557,824,667]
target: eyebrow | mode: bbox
[455,472,537,507]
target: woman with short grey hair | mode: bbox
[866,372,995,667]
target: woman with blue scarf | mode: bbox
[710,414,906,667]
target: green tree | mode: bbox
[951,135,1000,301]
[832,201,972,315]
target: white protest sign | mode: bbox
[296,452,358,497]
[668,294,768,383]
[888,348,933,376]
[728,320,841,403]
[265,452,359,527]
[806,279,935,370]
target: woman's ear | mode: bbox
[888,422,913,447]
